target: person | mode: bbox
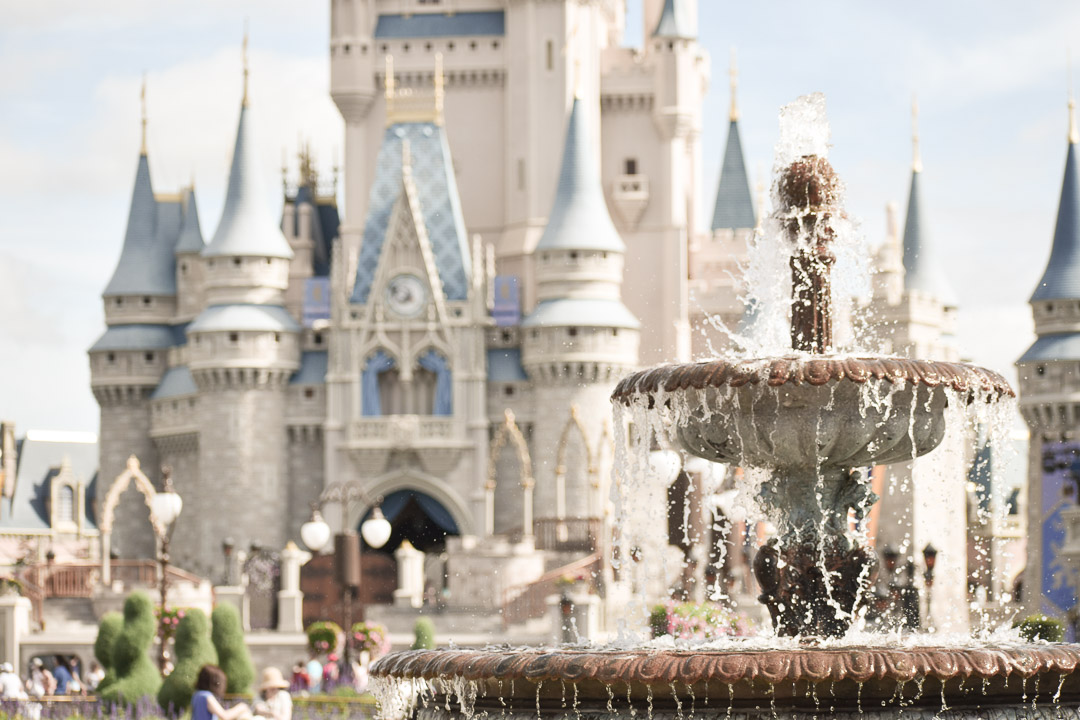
[305,654,322,694]
[289,662,309,694]
[51,656,72,695]
[252,667,292,720]
[0,662,26,699]
[85,661,105,692]
[192,665,251,720]
[28,658,54,697]
[67,656,83,695]
[321,654,339,690]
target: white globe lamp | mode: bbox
[300,509,332,553]
[360,506,392,549]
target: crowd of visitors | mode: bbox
[0,655,106,700]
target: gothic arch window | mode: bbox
[362,350,398,416]
[416,349,452,415]
[57,485,75,524]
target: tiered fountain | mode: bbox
[373,98,1080,718]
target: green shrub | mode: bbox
[211,604,254,695]
[100,592,161,705]
[158,609,218,712]
[1014,614,1065,643]
[411,617,435,650]
[307,620,342,655]
[94,611,124,693]
[649,605,669,639]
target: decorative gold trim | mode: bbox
[486,409,533,490]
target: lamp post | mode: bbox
[922,543,938,630]
[222,537,235,585]
[300,485,392,683]
[150,467,183,673]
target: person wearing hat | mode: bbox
[252,667,292,720]
[0,661,25,700]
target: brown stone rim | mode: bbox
[372,646,1080,687]
[611,355,1015,405]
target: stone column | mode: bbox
[215,586,250,632]
[393,541,424,609]
[277,541,311,633]
[0,596,31,666]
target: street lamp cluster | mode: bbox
[150,467,183,672]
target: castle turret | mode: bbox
[90,85,173,560]
[175,187,205,321]
[180,44,300,576]
[1018,99,1080,626]
[690,52,756,354]
[523,94,639,524]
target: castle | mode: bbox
[87,0,1006,629]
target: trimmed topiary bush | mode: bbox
[1015,614,1065,643]
[211,604,254,695]
[307,620,342,655]
[100,592,162,706]
[157,609,217,712]
[94,611,124,694]
[411,617,435,650]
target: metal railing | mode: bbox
[501,552,601,628]
[533,517,602,553]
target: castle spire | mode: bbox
[653,0,695,40]
[535,96,623,253]
[202,47,293,260]
[900,100,956,307]
[1030,99,1080,302]
[710,73,755,232]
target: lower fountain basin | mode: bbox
[373,645,1080,719]
[612,355,1014,470]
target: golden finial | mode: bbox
[402,138,412,172]
[140,74,148,155]
[434,52,445,125]
[242,20,250,107]
[911,95,922,173]
[729,48,739,122]
[1070,49,1079,144]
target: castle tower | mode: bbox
[177,52,300,574]
[1018,99,1080,627]
[90,86,175,560]
[689,51,756,355]
[522,93,640,528]
[175,187,206,322]
[868,101,969,632]
[325,55,488,551]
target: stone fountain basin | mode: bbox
[374,645,1080,717]
[612,355,1014,471]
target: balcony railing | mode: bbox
[348,415,457,447]
[501,553,601,628]
[534,517,603,553]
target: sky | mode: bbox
[1,1,1077,434]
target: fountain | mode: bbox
[372,96,1080,718]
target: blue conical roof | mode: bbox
[175,187,205,254]
[203,104,293,259]
[104,154,177,297]
[653,0,695,39]
[535,97,624,253]
[902,168,957,307]
[711,120,756,231]
[1031,140,1080,301]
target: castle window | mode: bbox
[234,257,242,267]
[144,352,155,363]
[469,41,477,50]
[304,388,315,399]
[612,328,619,336]
[501,330,512,343]
[266,258,272,265]
[143,296,152,306]
[447,42,454,51]
[361,44,367,54]
[517,158,526,190]
[229,333,239,344]
[425,42,432,51]
[1037,365,1046,376]
[56,485,74,524]
[504,385,515,397]
[380,44,388,53]
[569,251,578,260]
[115,298,123,306]
[344,44,351,54]
[314,332,323,346]
[274,333,281,343]
[624,158,638,175]
[545,40,554,71]
[403,43,410,52]
[1047,303,1055,313]
[568,327,578,337]
[106,353,116,364]
[531,330,538,339]
[208,260,214,268]
[492,40,500,50]
[180,262,188,275]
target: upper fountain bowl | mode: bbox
[612,355,1014,471]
